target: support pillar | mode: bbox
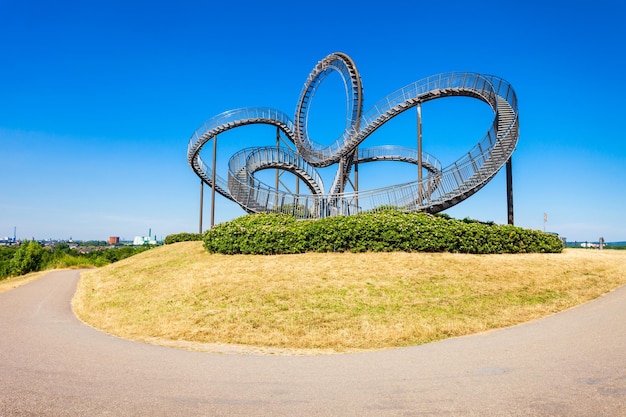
[417,102,423,202]
[354,149,359,210]
[275,127,280,194]
[199,179,203,234]
[211,135,217,228]
[506,156,514,225]
[339,158,345,193]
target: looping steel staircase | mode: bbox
[188,53,518,219]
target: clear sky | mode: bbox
[1,0,625,243]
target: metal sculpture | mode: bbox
[188,52,518,225]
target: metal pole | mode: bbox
[354,149,359,210]
[339,158,345,193]
[417,102,423,202]
[276,128,279,190]
[275,127,280,208]
[211,135,217,228]
[506,157,514,225]
[199,179,204,233]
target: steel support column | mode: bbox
[211,135,217,228]
[417,102,423,202]
[199,179,203,233]
[339,158,345,192]
[275,127,280,194]
[506,157,514,225]
[354,149,359,210]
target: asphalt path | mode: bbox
[0,270,624,416]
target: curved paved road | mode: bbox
[1,270,625,416]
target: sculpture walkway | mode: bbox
[188,53,519,218]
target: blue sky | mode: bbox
[1,0,625,242]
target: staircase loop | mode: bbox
[187,53,518,218]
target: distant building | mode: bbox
[0,234,18,246]
[133,235,159,246]
[132,228,161,246]
[580,242,600,248]
[109,236,120,245]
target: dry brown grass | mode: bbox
[72,242,626,354]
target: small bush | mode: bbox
[203,213,304,254]
[203,210,564,255]
[164,232,204,245]
[45,254,102,269]
[9,241,46,276]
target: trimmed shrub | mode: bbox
[164,232,204,245]
[203,213,305,255]
[203,210,563,255]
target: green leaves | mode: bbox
[8,241,46,276]
[203,213,301,255]
[164,232,203,244]
[0,242,157,279]
[203,210,564,255]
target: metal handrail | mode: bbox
[187,54,519,219]
[228,146,325,194]
[187,107,296,164]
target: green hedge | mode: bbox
[203,210,563,255]
[164,232,204,245]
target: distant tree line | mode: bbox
[0,241,154,280]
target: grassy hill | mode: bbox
[72,242,626,354]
